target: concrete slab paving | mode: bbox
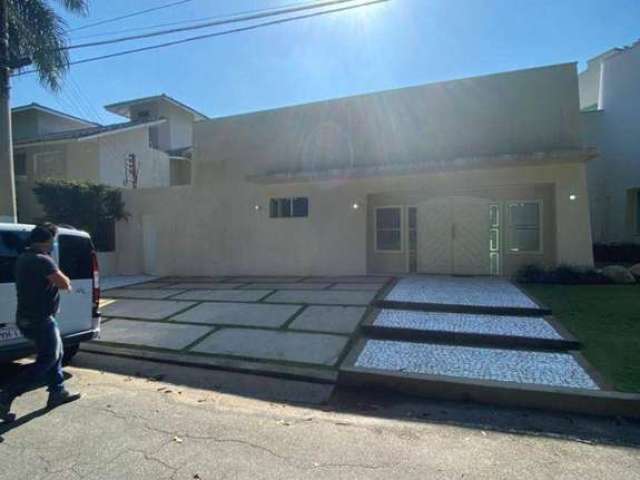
[330,283,386,291]
[166,282,245,290]
[127,281,179,289]
[102,275,158,290]
[289,306,367,334]
[386,276,539,309]
[241,282,331,290]
[266,290,376,306]
[101,299,196,320]
[229,276,305,283]
[170,302,301,327]
[171,289,273,302]
[159,276,229,283]
[103,288,181,300]
[303,276,391,284]
[354,340,599,390]
[97,319,212,350]
[374,310,563,339]
[191,328,349,366]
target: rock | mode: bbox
[630,263,640,279]
[601,265,636,284]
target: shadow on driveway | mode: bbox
[43,351,640,450]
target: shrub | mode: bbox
[516,264,611,285]
[33,179,129,252]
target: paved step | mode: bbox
[338,338,640,418]
[361,309,579,350]
[377,276,551,316]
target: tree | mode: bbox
[8,0,88,90]
[1,0,88,222]
[33,179,129,251]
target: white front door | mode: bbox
[417,196,490,275]
[417,197,452,274]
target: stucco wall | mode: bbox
[97,128,170,188]
[157,102,193,150]
[11,110,39,140]
[36,110,92,135]
[582,43,640,243]
[196,63,582,177]
[113,162,593,277]
[111,63,593,276]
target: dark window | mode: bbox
[14,153,26,176]
[270,197,308,218]
[149,126,159,149]
[292,197,308,217]
[58,235,94,280]
[0,231,30,283]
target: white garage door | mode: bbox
[417,196,490,275]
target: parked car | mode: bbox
[0,223,101,364]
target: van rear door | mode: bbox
[56,233,94,337]
[0,229,30,346]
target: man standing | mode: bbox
[0,223,81,422]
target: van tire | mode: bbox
[62,344,80,365]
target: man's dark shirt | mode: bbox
[15,249,59,324]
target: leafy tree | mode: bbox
[33,179,129,251]
[8,0,89,90]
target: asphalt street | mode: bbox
[0,352,639,480]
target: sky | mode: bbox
[10,0,640,124]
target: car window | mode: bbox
[0,231,30,284]
[58,234,94,280]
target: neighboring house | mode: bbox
[113,63,595,277]
[579,40,640,244]
[11,95,205,223]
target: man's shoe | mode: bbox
[46,390,82,409]
[0,393,16,423]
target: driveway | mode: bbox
[93,275,391,381]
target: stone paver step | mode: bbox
[361,309,578,350]
[377,276,550,316]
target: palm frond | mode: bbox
[54,0,89,15]
[8,0,88,91]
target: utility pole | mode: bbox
[0,0,17,223]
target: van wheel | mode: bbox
[62,345,80,365]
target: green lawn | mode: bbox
[523,284,640,393]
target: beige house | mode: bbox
[11,95,205,223]
[111,63,595,277]
[579,41,640,244]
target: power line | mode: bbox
[63,0,372,51]
[67,0,196,33]
[13,0,387,77]
[69,0,321,41]
[16,0,388,77]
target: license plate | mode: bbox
[0,325,23,342]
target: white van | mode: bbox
[0,223,101,364]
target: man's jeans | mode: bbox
[4,317,65,398]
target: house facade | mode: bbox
[579,41,640,244]
[112,63,595,277]
[11,95,204,223]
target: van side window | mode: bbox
[58,235,94,280]
[0,231,29,283]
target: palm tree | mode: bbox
[7,0,89,90]
[1,0,88,222]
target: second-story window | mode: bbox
[149,126,159,149]
[270,197,308,218]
